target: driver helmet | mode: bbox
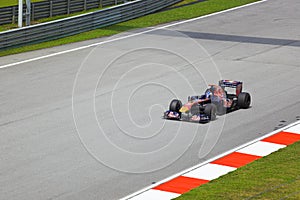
[205,89,212,98]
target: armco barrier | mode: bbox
[0,0,181,50]
[0,0,129,25]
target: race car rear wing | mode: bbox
[219,80,242,87]
[218,80,243,96]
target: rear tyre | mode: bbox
[237,92,251,109]
[169,99,182,113]
[204,104,217,121]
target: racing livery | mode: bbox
[163,80,251,123]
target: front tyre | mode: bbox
[237,92,251,109]
[169,99,182,113]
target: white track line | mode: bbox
[120,120,300,200]
[0,0,268,69]
[128,190,180,200]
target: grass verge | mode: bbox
[175,141,300,200]
[0,0,259,57]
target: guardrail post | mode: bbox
[84,0,87,11]
[50,1,53,17]
[32,4,35,21]
[99,0,102,8]
[67,0,70,15]
[25,0,31,26]
[12,7,16,24]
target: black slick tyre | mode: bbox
[216,101,226,115]
[204,104,217,121]
[237,92,251,109]
[169,99,182,113]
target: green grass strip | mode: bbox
[0,0,259,57]
[175,141,300,200]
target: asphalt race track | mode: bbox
[0,0,299,199]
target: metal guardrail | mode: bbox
[0,0,181,50]
[0,0,128,25]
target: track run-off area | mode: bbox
[0,0,299,199]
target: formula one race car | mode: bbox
[163,80,251,123]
